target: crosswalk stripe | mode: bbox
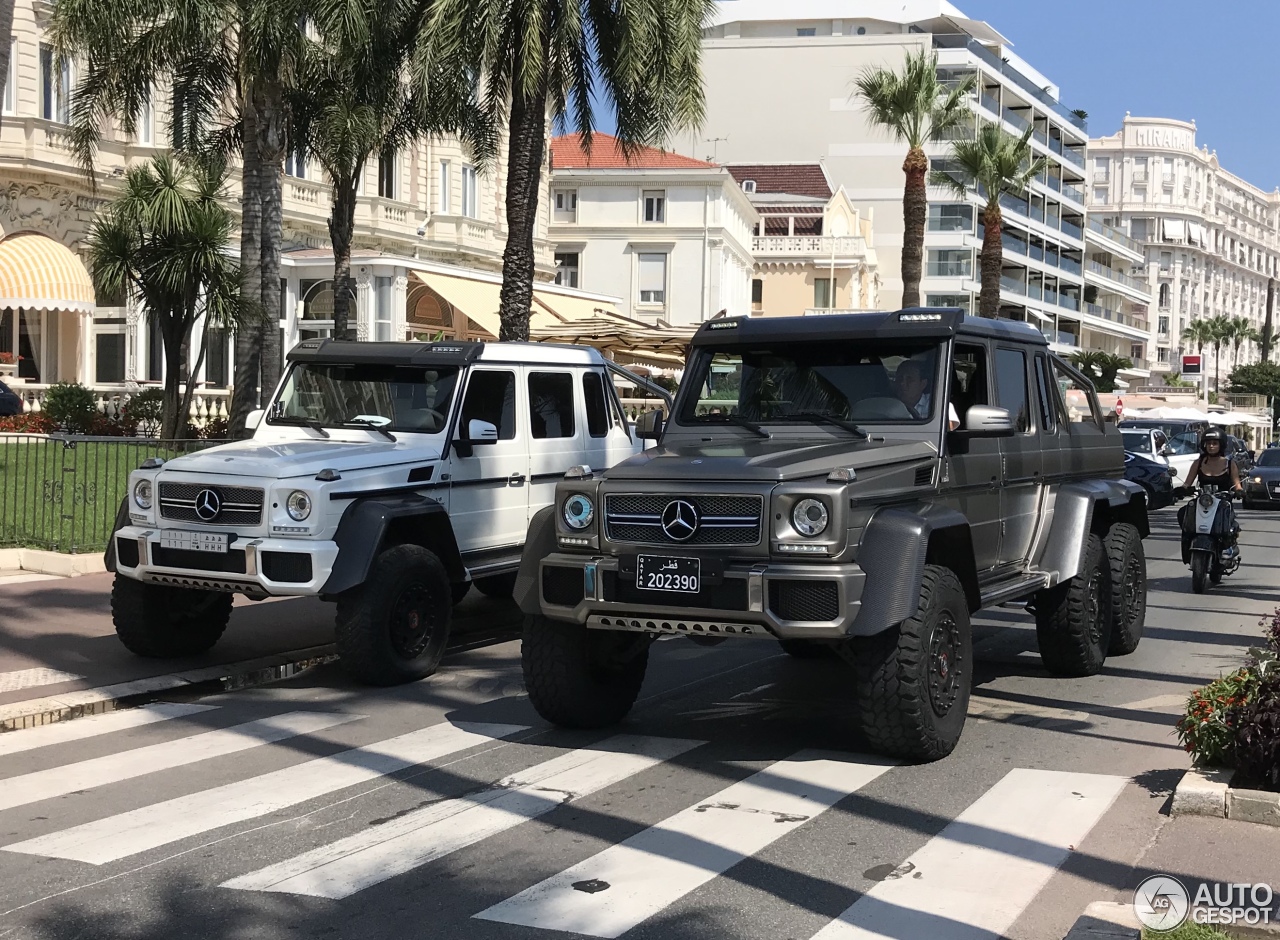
[4,721,529,864]
[0,667,84,694]
[221,734,704,900]
[806,769,1127,940]
[0,703,218,758]
[0,711,359,813]
[475,750,896,938]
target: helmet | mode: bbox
[1200,427,1225,453]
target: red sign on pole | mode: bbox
[1182,355,1202,376]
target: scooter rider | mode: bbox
[1177,428,1243,559]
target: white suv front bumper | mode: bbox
[112,525,340,598]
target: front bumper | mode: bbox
[112,525,339,597]
[536,552,866,640]
[1245,480,1280,504]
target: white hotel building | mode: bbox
[675,0,1149,375]
[1088,116,1279,381]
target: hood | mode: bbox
[159,438,436,479]
[1250,463,1280,478]
[604,436,938,482]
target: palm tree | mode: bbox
[855,50,976,308]
[0,0,14,129]
[419,0,716,341]
[294,0,489,340]
[1206,315,1232,393]
[86,154,243,439]
[1227,315,1260,368]
[49,0,307,435]
[931,123,1047,317]
[1070,350,1132,394]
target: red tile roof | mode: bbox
[550,133,715,170]
[726,164,832,199]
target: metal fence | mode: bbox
[0,435,225,554]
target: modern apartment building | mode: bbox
[724,163,880,317]
[1088,115,1279,382]
[673,0,1147,374]
[547,133,756,326]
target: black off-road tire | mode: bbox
[451,581,471,605]
[112,576,232,658]
[474,572,518,599]
[335,545,452,686]
[1191,552,1210,594]
[847,565,972,762]
[779,639,836,659]
[522,615,651,728]
[1034,533,1113,676]
[1103,523,1146,655]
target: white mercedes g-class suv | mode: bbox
[106,339,655,685]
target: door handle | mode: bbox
[508,473,526,486]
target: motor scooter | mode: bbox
[1181,485,1241,594]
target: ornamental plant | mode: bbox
[42,382,99,434]
[1234,674,1280,792]
[1175,668,1258,767]
[0,352,20,364]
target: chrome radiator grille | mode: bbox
[159,482,264,526]
[604,493,763,546]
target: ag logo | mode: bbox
[660,500,700,542]
[194,488,222,522]
[1134,875,1190,931]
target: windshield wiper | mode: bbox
[786,412,869,439]
[340,418,397,442]
[268,415,330,438]
[697,413,771,439]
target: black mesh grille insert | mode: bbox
[914,465,934,487]
[261,552,313,583]
[768,581,840,622]
[159,483,264,526]
[604,572,748,611]
[116,537,140,569]
[604,494,762,546]
[151,545,248,574]
[542,566,585,607]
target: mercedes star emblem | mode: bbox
[661,499,700,541]
[194,488,222,522]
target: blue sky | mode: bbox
[593,1,1280,191]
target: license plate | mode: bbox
[159,530,228,554]
[636,555,700,593]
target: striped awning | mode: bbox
[0,233,96,314]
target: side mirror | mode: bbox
[635,409,664,441]
[960,405,1015,438]
[467,419,499,443]
[1160,444,1173,457]
[246,409,265,431]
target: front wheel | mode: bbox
[847,565,972,762]
[1191,552,1210,594]
[335,544,452,686]
[112,576,232,657]
[522,616,651,728]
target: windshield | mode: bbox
[1122,431,1151,454]
[269,362,460,434]
[678,341,945,426]
[1257,450,1280,467]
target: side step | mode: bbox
[979,572,1050,609]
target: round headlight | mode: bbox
[791,498,829,537]
[133,479,153,510]
[286,490,312,521]
[563,494,594,530]
[1252,475,1263,484]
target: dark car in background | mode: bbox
[0,380,23,417]
[1243,448,1280,509]
[1125,451,1176,509]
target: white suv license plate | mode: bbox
[160,531,228,554]
[636,555,700,593]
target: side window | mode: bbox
[1034,354,1056,433]
[994,348,1030,433]
[1051,357,1103,430]
[461,370,517,439]
[950,343,990,428]
[583,371,610,438]
[529,371,576,439]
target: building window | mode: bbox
[1158,315,1170,335]
[1093,187,1108,204]
[439,161,451,212]
[926,293,972,313]
[751,278,763,309]
[137,92,155,146]
[553,189,578,220]
[742,180,756,194]
[205,330,229,387]
[1158,283,1170,308]
[461,165,478,218]
[1133,186,1146,203]
[4,39,16,114]
[285,146,306,179]
[927,204,973,232]
[643,190,665,223]
[796,27,816,36]
[94,332,126,383]
[814,277,834,308]
[1094,156,1109,179]
[637,253,666,304]
[926,249,972,277]
[39,44,70,123]
[378,150,397,199]
[374,276,394,342]
[554,252,579,288]
[1157,347,1170,364]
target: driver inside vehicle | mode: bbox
[892,359,960,430]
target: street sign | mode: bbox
[1181,355,1202,376]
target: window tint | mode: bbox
[1034,355,1056,433]
[994,348,1030,433]
[461,370,516,440]
[529,372,576,439]
[583,371,609,437]
[950,343,989,428]
[1051,358,1102,429]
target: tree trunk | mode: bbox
[329,178,358,341]
[0,0,14,131]
[1264,279,1275,361]
[256,80,286,401]
[1213,341,1222,394]
[160,317,187,440]
[497,51,550,342]
[978,202,1003,318]
[228,101,263,438]
[900,146,928,309]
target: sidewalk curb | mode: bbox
[0,547,106,578]
[1171,767,1280,828]
[1062,902,1140,940]
[0,645,338,732]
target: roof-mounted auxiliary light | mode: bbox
[140,457,164,470]
[315,468,342,482]
[564,464,593,480]
[898,312,944,322]
[826,468,857,483]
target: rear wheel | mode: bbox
[847,565,971,762]
[474,572,518,599]
[112,576,232,657]
[522,616,651,728]
[1034,533,1112,677]
[1103,524,1146,656]
[1191,552,1210,594]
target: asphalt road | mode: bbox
[1,505,1278,940]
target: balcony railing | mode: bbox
[1087,217,1142,254]
[751,235,869,257]
[1086,259,1148,293]
[1061,181,1085,204]
[935,35,1088,132]
[1060,147,1085,169]
[1000,273,1027,295]
[1002,107,1030,132]
[979,91,1001,115]
[1061,218,1083,240]
[1084,302,1148,330]
[927,261,973,277]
